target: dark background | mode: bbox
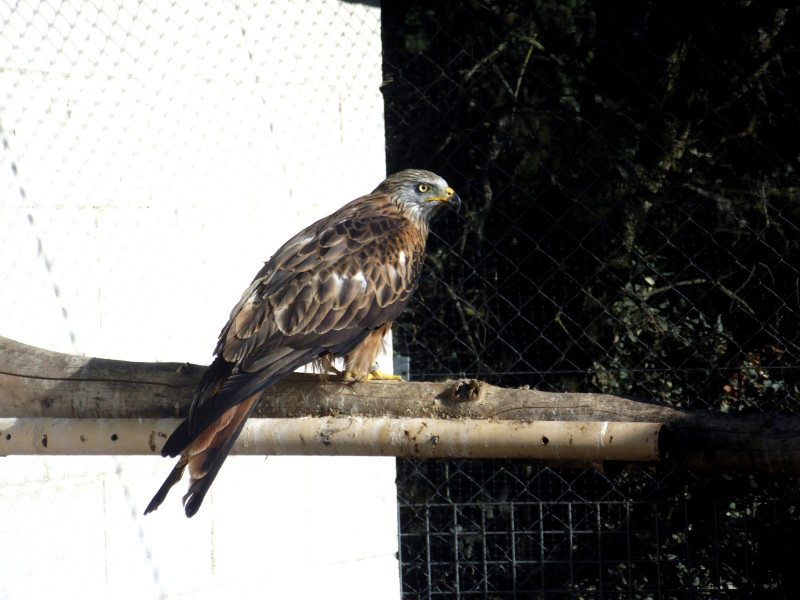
[382,1,800,597]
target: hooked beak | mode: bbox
[425,186,461,212]
[444,186,462,212]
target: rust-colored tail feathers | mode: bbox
[144,392,260,517]
[144,350,317,517]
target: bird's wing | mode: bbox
[147,193,426,516]
[188,194,425,436]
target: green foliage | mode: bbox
[384,0,800,413]
[385,1,800,596]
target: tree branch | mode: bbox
[2,335,800,475]
[0,417,661,462]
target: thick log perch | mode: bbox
[1,335,799,475]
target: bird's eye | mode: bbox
[417,183,430,193]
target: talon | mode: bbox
[341,369,403,382]
[367,369,403,382]
[343,370,365,383]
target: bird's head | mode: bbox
[375,169,461,224]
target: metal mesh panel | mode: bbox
[397,461,800,598]
[382,1,800,597]
[4,0,800,596]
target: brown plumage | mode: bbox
[145,169,460,517]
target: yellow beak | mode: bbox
[426,186,461,211]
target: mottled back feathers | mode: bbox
[145,169,460,517]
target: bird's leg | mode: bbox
[342,370,365,382]
[343,362,402,382]
[314,355,344,379]
[326,363,346,377]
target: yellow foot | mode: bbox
[342,370,362,383]
[367,369,403,381]
[343,369,403,382]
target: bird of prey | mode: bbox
[145,169,460,517]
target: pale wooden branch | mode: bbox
[2,335,800,475]
[0,417,661,461]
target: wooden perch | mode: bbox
[1,335,799,475]
[0,417,660,461]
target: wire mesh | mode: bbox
[383,1,800,597]
[4,0,800,597]
[398,461,800,599]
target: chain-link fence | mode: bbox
[4,0,800,597]
[383,1,800,597]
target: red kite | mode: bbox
[145,169,460,517]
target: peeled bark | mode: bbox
[2,335,799,475]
